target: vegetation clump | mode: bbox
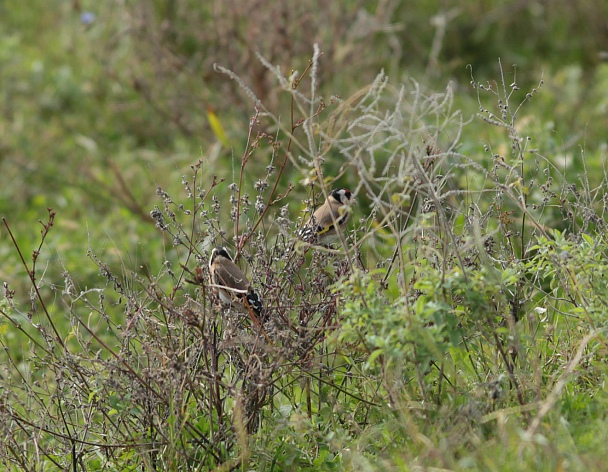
[1,2,608,470]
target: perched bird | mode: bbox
[297,188,353,244]
[208,246,265,321]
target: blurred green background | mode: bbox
[1,0,607,289]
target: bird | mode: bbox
[208,246,265,321]
[297,188,353,244]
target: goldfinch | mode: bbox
[208,246,265,321]
[297,188,353,244]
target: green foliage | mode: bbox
[337,269,462,376]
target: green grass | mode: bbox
[2,1,608,471]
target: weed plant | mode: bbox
[1,51,608,471]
